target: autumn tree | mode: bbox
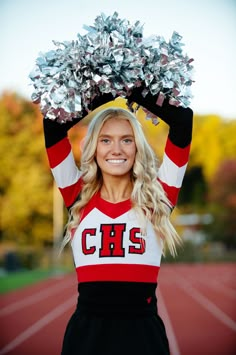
[178,114,236,212]
[207,159,236,248]
[190,114,236,181]
[0,92,53,246]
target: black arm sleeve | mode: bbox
[43,92,116,148]
[127,87,193,148]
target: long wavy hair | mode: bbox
[62,107,181,256]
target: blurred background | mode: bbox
[0,0,236,285]
[0,2,236,354]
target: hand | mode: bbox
[127,86,193,124]
[127,86,193,147]
[89,92,117,111]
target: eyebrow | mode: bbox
[98,134,134,138]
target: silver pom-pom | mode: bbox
[29,12,194,122]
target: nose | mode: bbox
[111,141,122,155]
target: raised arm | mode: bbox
[127,88,193,208]
[43,93,116,209]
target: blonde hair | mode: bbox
[62,107,181,256]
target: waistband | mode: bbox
[76,281,158,317]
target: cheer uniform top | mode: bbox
[43,110,192,355]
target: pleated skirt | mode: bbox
[61,282,170,355]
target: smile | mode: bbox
[106,159,126,164]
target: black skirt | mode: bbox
[61,282,170,355]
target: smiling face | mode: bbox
[95,117,137,180]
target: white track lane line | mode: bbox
[0,278,74,316]
[188,276,236,300]
[175,274,236,332]
[0,295,76,355]
[158,289,181,355]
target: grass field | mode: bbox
[0,268,72,294]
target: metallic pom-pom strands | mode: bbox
[29,12,194,123]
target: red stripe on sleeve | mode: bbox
[59,178,83,208]
[165,138,191,167]
[47,137,71,169]
[158,180,180,207]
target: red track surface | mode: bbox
[0,263,235,355]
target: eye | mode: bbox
[123,138,133,144]
[100,138,110,144]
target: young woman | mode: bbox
[43,89,193,355]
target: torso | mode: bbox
[71,191,163,284]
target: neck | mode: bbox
[100,177,133,203]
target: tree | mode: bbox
[207,159,236,248]
[190,114,236,181]
[0,92,53,245]
[178,166,207,207]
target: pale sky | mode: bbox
[1,0,236,119]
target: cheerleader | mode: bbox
[43,89,193,354]
[30,12,194,354]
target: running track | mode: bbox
[0,263,235,355]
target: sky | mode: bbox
[1,0,236,119]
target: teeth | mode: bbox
[107,159,125,163]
